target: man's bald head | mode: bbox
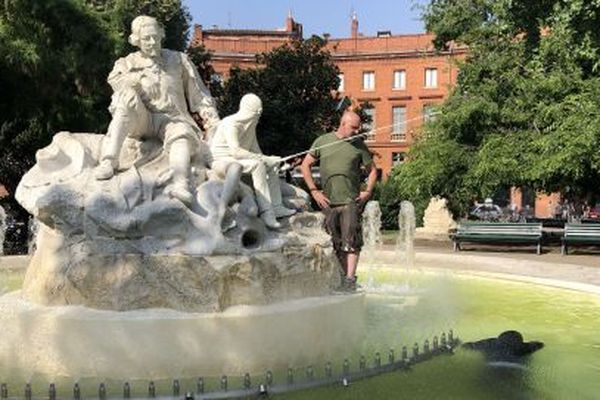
[341,111,360,126]
[337,111,362,138]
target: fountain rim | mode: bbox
[362,249,600,296]
[3,250,600,296]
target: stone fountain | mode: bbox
[1,16,363,380]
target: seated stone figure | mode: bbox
[209,94,296,229]
[94,15,219,205]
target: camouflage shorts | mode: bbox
[323,201,364,253]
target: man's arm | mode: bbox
[222,123,261,160]
[301,153,330,209]
[356,162,378,203]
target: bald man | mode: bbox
[301,111,377,291]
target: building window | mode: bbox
[391,106,406,141]
[425,68,438,88]
[337,73,344,92]
[363,108,375,141]
[392,152,406,167]
[393,70,406,90]
[423,104,438,123]
[362,71,375,91]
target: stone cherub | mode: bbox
[94,15,219,205]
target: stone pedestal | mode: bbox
[21,213,340,312]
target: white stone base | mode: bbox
[0,291,365,380]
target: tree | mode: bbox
[187,44,224,103]
[217,36,342,157]
[87,0,191,53]
[381,0,600,223]
[0,0,191,251]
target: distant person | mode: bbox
[301,111,377,291]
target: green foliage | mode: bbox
[217,36,341,156]
[0,0,191,222]
[87,0,191,53]
[383,0,600,223]
[187,44,224,103]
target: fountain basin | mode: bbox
[1,249,599,399]
[0,290,364,380]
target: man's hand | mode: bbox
[263,155,282,167]
[312,190,330,209]
[355,190,372,204]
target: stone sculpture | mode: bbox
[416,196,457,240]
[210,93,297,229]
[14,16,338,312]
[94,15,219,205]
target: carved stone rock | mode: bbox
[22,224,339,312]
[15,132,335,311]
[416,196,457,240]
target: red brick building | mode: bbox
[191,13,467,178]
[190,13,303,79]
[190,14,560,217]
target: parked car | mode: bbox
[469,198,503,222]
[587,203,600,219]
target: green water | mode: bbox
[1,267,599,399]
[283,269,600,400]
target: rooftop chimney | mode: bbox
[351,11,358,38]
[286,9,294,32]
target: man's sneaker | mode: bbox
[273,205,297,218]
[336,276,358,293]
[94,159,115,180]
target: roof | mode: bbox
[203,29,299,37]
[326,33,465,55]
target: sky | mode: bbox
[183,0,430,38]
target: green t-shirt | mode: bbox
[309,132,373,206]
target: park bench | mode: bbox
[453,222,543,254]
[561,223,600,255]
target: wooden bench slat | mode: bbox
[561,223,600,255]
[453,222,542,254]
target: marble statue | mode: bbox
[94,15,220,204]
[13,16,337,312]
[210,94,297,229]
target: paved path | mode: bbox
[372,238,600,293]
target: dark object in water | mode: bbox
[462,330,544,362]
